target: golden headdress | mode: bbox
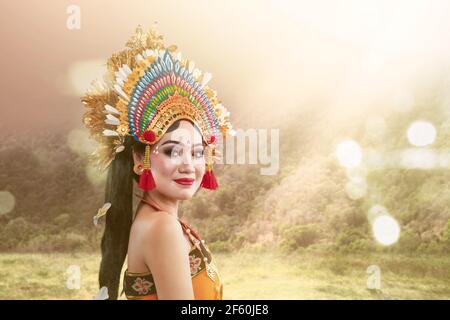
[81,25,233,191]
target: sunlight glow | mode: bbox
[400,149,436,169]
[85,164,107,187]
[66,59,107,96]
[67,128,98,156]
[345,179,367,200]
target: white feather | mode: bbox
[122,64,132,75]
[188,61,195,73]
[192,68,201,79]
[92,80,106,92]
[115,145,125,153]
[113,85,129,101]
[106,114,119,122]
[200,72,212,88]
[105,114,120,126]
[118,68,128,80]
[92,286,109,300]
[103,129,119,136]
[104,104,120,115]
[115,71,125,82]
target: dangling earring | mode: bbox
[138,143,157,191]
[201,163,218,190]
[201,136,218,190]
[137,130,157,192]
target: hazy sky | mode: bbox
[1,0,450,133]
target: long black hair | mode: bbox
[98,119,201,299]
[98,134,137,300]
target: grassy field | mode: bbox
[0,247,449,299]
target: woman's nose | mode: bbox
[178,162,194,174]
[178,152,195,172]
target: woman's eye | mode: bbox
[164,148,181,157]
[193,149,204,158]
[163,147,203,159]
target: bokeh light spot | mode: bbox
[407,121,436,147]
[372,215,400,246]
[336,140,363,168]
[0,191,16,215]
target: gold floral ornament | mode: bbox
[131,277,154,295]
[81,25,233,191]
[189,254,202,275]
[93,202,111,226]
[92,286,109,300]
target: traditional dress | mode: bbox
[123,195,223,300]
[122,193,223,300]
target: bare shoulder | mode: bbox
[131,208,184,249]
[130,208,194,299]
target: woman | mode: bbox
[82,26,233,300]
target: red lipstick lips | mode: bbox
[174,178,195,186]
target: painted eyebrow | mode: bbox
[160,140,203,147]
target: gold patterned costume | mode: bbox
[122,194,223,300]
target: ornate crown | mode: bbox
[81,25,233,172]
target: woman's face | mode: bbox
[134,120,206,200]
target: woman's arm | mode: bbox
[141,213,195,300]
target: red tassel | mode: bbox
[138,169,156,191]
[201,169,218,190]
